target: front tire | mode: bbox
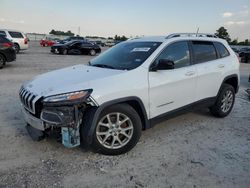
[0,54,6,69]
[210,84,235,117]
[90,49,96,56]
[62,49,67,55]
[82,104,142,155]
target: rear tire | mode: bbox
[0,54,5,69]
[210,84,235,117]
[14,43,20,54]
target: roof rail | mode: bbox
[166,33,218,39]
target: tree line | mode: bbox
[49,27,249,45]
[215,27,249,46]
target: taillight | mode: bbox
[24,38,28,44]
[2,42,13,47]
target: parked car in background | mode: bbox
[58,36,85,44]
[95,41,105,47]
[51,40,101,55]
[0,29,28,53]
[105,40,115,47]
[40,36,60,47]
[0,34,16,68]
[239,47,250,63]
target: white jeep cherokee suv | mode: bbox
[19,33,239,155]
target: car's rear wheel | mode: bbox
[81,104,142,155]
[90,49,96,56]
[14,43,20,54]
[0,54,6,69]
[210,84,235,117]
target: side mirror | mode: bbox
[150,59,175,71]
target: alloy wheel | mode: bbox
[96,112,134,149]
[221,90,234,113]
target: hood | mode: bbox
[24,64,124,97]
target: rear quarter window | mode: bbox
[8,31,24,38]
[192,41,217,64]
[214,42,230,58]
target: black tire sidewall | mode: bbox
[210,84,235,117]
[91,104,142,155]
[0,54,5,68]
[14,44,20,54]
[90,49,96,56]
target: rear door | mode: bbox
[149,41,197,118]
[191,41,225,101]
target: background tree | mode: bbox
[215,27,231,42]
[114,35,128,41]
[49,29,74,36]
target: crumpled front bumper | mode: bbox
[22,106,45,131]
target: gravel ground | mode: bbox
[0,42,249,188]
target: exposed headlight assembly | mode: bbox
[43,89,92,106]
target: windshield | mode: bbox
[90,41,161,70]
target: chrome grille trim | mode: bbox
[19,86,40,114]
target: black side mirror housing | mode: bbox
[150,59,175,71]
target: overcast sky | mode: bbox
[0,0,249,40]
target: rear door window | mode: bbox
[192,41,217,64]
[8,31,24,38]
[214,42,230,58]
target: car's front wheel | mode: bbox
[90,49,96,56]
[82,104,142,155]
[0,54,6,69]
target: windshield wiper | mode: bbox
[91,64,115,69]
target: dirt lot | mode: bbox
[0,42,249,188]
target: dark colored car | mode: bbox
[51,40,101,56]
[0,34,16,68]
[239,47,250,63]
[95,41,105,47]
[58,36,85,44]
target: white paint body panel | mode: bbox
[21,36,239,121]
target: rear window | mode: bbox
[214,42,230,58]
[192,41,217,64]
[8,31,24,38]
[0,31,7,36]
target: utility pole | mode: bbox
[78,26,80,36]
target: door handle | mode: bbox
[218,64,225,68]
[185,71,195,76]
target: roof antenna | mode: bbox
[196,27,199,36]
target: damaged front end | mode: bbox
[21,89,97,148]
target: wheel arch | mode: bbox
[83,96,149,145]
[0,52,7,62]
[220,74,239,94]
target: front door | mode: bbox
[148,41,197,118]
